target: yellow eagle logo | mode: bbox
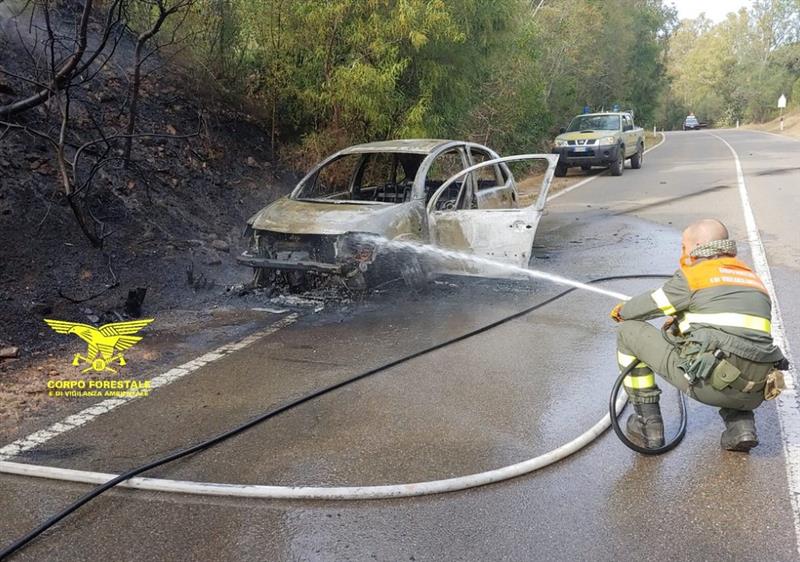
[44,319,154,373]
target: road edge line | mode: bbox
[548,131,666,202]
[0,314,298,462]
[709,131,800,557]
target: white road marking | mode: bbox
[548,132,666,201]
[0,314,298,462]
[710,131,800,556]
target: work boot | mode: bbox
[626,402,665,448]
[720,411,759,452]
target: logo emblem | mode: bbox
[44,319,154,373]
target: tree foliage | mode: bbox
[663,0,800,127]
[177,0,675,164]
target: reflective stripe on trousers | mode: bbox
[617,351,647,368]
[617,352,656,389]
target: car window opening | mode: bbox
[294,152,425,204]
[426,148,470,210]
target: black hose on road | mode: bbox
[0,273,677,560]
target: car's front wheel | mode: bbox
[610,148,624,176]
[252,267,273,289]
[554,163,568,177]
[630,143,643,169]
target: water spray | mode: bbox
[356,234,685,455]
[354,234,632,302]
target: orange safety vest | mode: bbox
[680,257,767,293]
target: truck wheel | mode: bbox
[580,164,592,172]
[554,163,568,177]
[610,149,624,176]
[630,143,643,169]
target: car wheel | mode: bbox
[252,267,274,289]
[554,163,568,177]
[610,149,624,176]
[630,143,643,169]
[581,164,592,172]
[282,270,310,292]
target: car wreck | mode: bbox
[238,139,557,290]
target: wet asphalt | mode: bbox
[1,130,799,561]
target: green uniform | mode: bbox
[616,256,783,423]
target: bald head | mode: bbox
[682,219,729,256]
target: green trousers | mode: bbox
[616,321,769,419]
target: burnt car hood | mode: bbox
[249,197,415,236]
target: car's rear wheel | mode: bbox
[610,148,624,176]
[554,163,568,177]
[581,164,592,172]
[630,143,643,169]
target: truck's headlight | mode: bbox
[598,136,617,145]
[554,139,568,147]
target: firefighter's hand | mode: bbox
[610,303,624,323]
[662,316,676,332]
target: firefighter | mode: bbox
[610,219,786,451]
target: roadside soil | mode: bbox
[745,110,800,140]
[0,16,303,437]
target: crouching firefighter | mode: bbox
[610,218,788,452]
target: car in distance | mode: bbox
[683,114,701,130]
[238,140,557,290]
[551,112,645,177]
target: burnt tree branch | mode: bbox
[122,0,194,163]
[0,0,94,117]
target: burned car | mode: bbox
[239,140,556,289]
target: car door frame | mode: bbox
[424,154,558,272]
[413,142,471,205]
[465,144,518,210]
[621,113,636,157]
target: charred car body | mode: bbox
[239,140,556,289]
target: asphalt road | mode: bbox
[1,129,799,561]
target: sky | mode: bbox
[669,0,752,22]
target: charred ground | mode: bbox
[0,5,301,433]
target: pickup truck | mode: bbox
[551,112,645,177]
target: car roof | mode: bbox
[338,139,459,155]
[573,112,628,118]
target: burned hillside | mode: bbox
[0,1,292,363]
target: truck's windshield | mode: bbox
[567,115,621,132]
